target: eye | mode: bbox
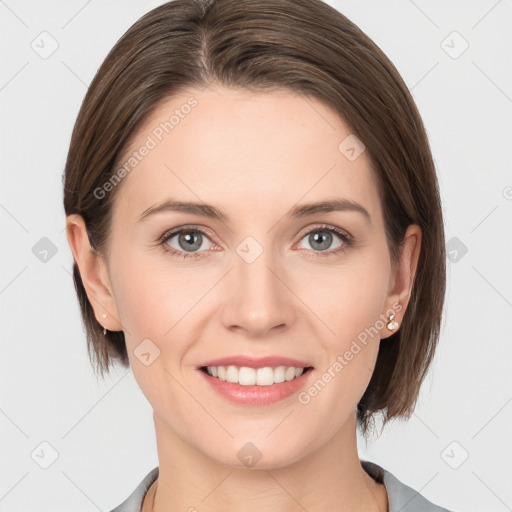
[296,225,352,256]
[157,224,353,260]
[158,227,215,259]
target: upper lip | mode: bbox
[198,355,313,369]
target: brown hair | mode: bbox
[63,0,445,437]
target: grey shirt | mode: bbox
[109,460,454,511]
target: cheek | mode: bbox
[108,250,211,399]
[299,253,390,343]
[109,255,194,410]
[109,247,202,340]
[297,251,390,399]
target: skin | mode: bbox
[66,84,421,512]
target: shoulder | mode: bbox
[361,460,456,512]
[108,467,159,512]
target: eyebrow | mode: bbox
[137,198,372,225]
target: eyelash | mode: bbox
[157,224,353,260]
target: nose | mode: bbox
[220,243,297,337]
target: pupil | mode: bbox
[310,231,331,251]
[180,231,201,251]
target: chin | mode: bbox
[202,435,314,471]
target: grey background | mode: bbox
[1,0,511,511]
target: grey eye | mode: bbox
[298,229,345,252]
[167,230,210,252]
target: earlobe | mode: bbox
[65,214,121,331]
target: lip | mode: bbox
[198,355,312,369]
[199,368,314,405]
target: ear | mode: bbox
[65,214,122,332]
[380,223,422,339]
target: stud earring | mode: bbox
[387,313,399,331]
[102,313,107,336]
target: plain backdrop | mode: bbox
[1,1,511,511]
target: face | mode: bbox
[83,85,413,469]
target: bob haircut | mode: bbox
[62,0,446,438]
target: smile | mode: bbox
[199,365,314,405]
[201,365,313,386]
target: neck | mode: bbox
[147,412,388,512]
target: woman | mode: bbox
[63,0,451,510]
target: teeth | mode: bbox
[205,365,306,386]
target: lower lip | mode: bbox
[199,368,313,405]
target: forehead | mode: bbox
[112,85,381,226]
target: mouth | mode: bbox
[197,355,315,405]
[199,365,314,386]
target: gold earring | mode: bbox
[387,313,399,331]
[102,313,107,335]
